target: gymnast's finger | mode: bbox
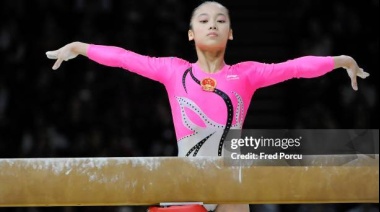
[357,68,370,79]
[46,51,58,59]
[52,58,63,70]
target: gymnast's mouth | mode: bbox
[207,32,218,37]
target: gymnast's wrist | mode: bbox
[70,41,89,56]
[333,55,355,70]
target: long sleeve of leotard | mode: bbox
[86,44,188,84]
[239,56,335,89]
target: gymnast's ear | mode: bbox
[188,29,194,41]
[229,29,233,40]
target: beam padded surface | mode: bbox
[0,155,378,207]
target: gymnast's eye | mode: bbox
[217,20,226,23]
[200,20,208,23]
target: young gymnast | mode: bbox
[46,1,369,211]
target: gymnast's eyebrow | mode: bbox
[197,13,227,18]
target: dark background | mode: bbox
[0,0,378,211]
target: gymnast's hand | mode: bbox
[333,55,370,91]
[345,66,369,91]
[46,42,89,70]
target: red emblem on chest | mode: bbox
[201,77,217,92]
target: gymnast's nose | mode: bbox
[209,21,217,30]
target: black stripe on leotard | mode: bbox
[182,67,234,156]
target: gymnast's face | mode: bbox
[188,2,233,51]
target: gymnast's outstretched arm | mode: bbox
[46,41,188,84]
[243,55,370,91]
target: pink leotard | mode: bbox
[87,44,334,157]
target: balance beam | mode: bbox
[0,155,378,207]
